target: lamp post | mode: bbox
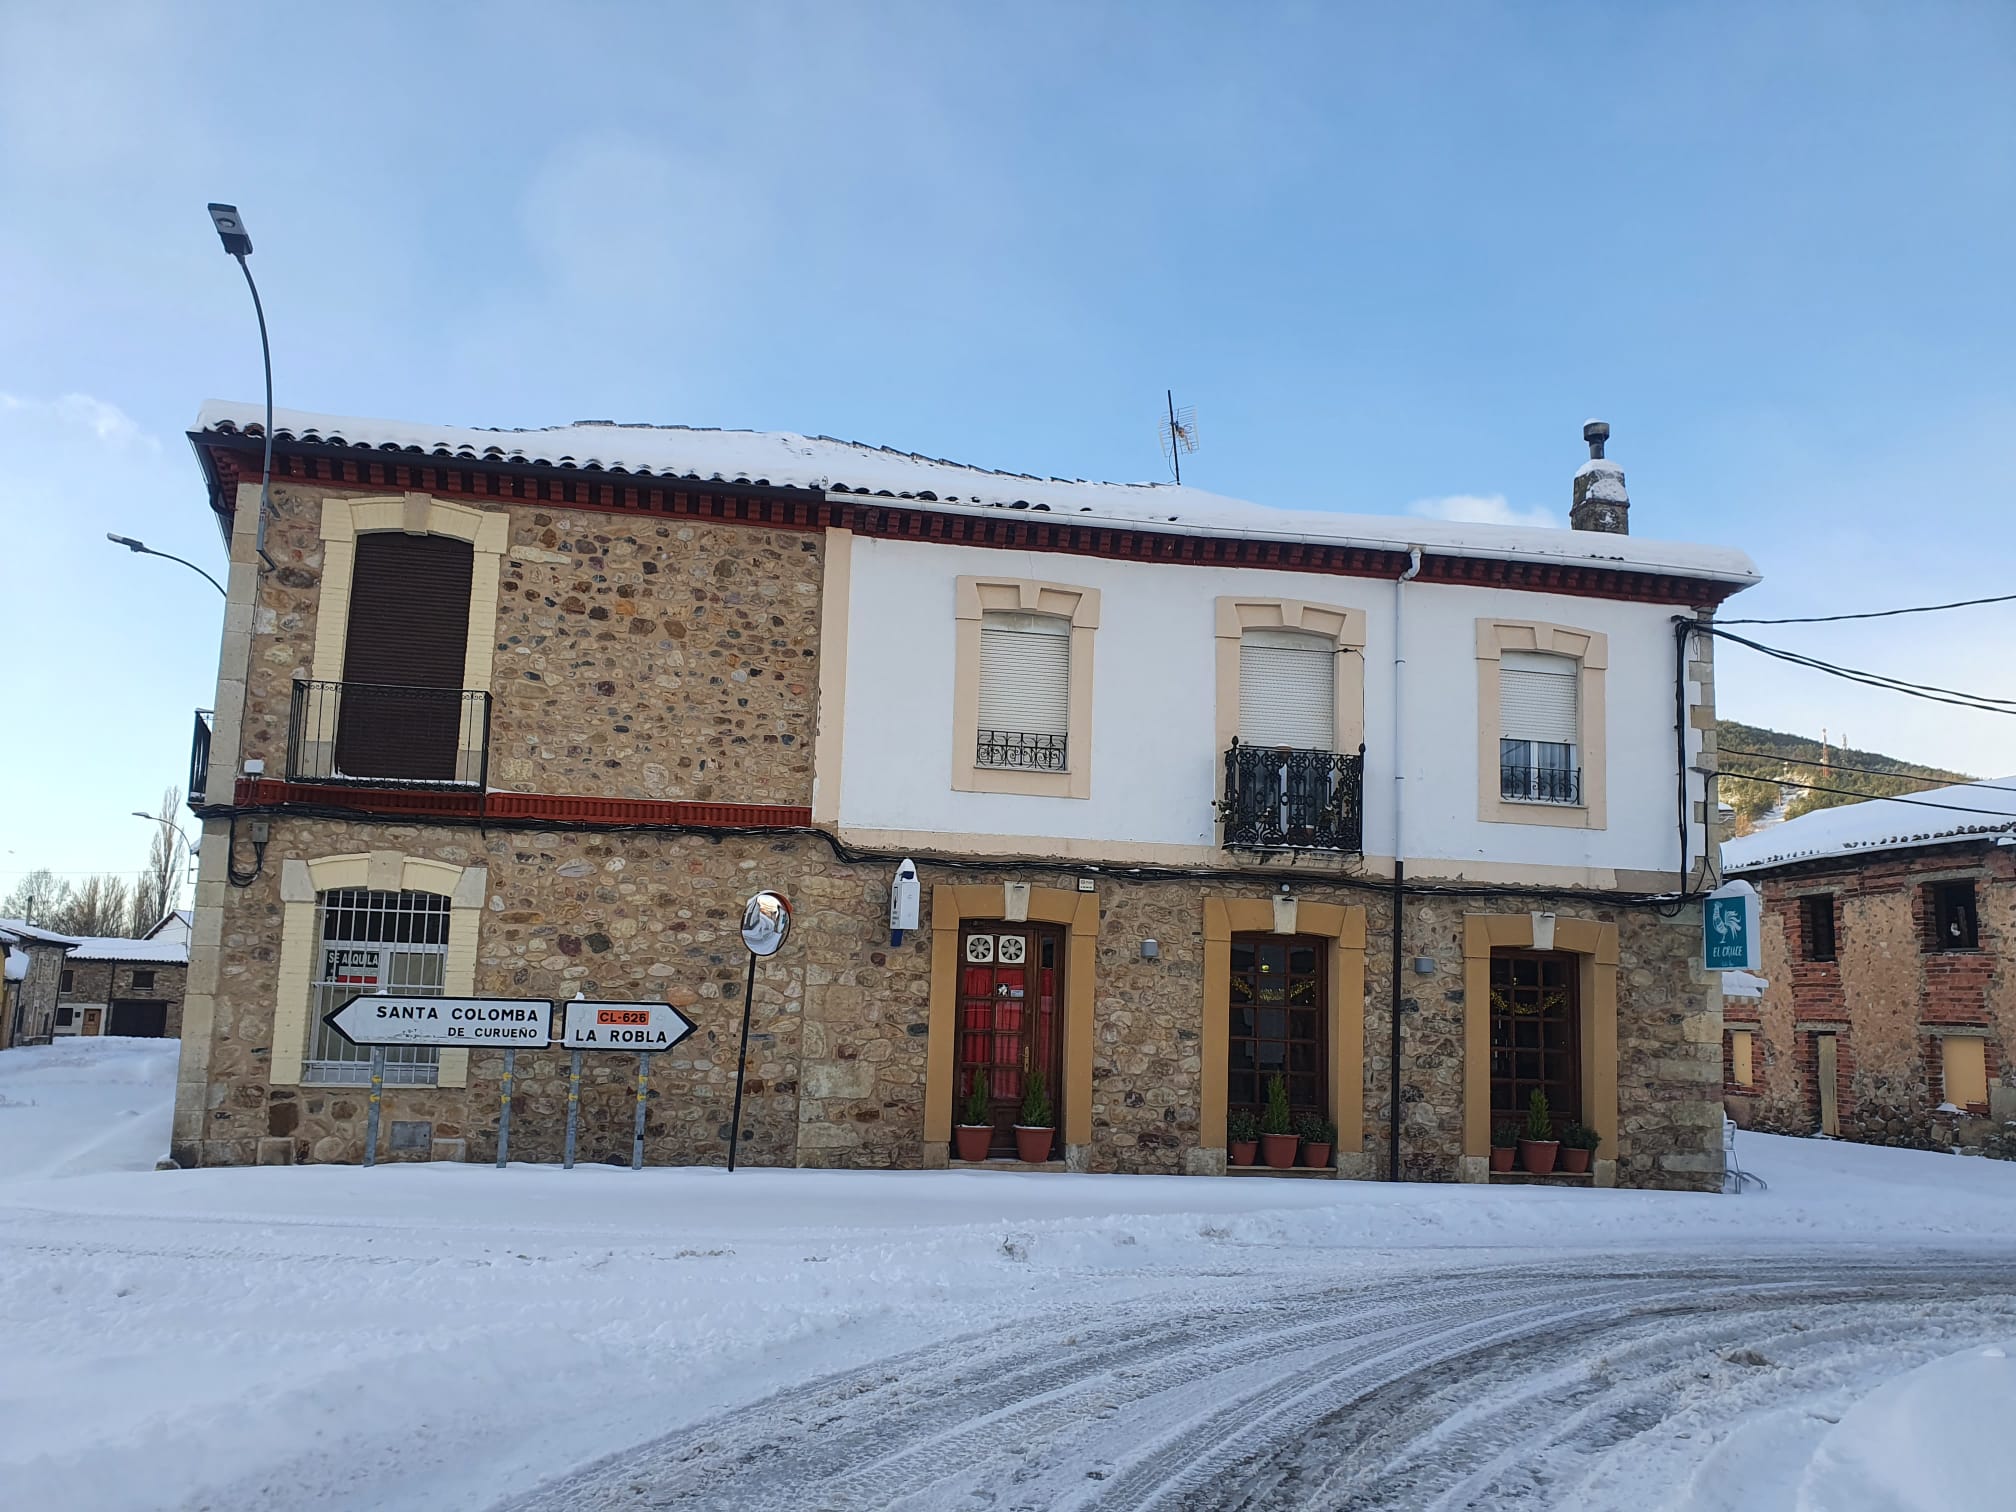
[132,811,196,918]
[105,534,226,596]
[206,203,277,572]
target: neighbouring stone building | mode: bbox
[170,404,1756,1188]
[2,920,76,1049]
[52,913,190,1039]
[1722,781,2016,1155]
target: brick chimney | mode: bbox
[1571,419,1629,534]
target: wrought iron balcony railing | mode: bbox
[188,709,213,808]
[1499,763,1582,805]
[287,679,491,789]
[977,729,1067,772]
[1221,741,1366,853]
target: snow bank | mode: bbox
[5,1040,2015,1511]
[1797,1342,2016,1511]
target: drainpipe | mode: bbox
[1389,545,1422,1181]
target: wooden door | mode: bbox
[336,533,473,781]
[1815,1034,1840,1136]
[1489,949,1582,1134]
[82,1007,103,1036]
[954,923,1064,1159]
[1227,934,1327,1120]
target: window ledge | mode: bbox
[1499,797,1588,811]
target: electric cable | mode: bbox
[1720,748,2009,793]
[1715,772,2016,821]
[1719,590,2016,626]
[1703,627,2016,715]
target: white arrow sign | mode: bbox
[324,995,553,1048]
[562,999,698,1052]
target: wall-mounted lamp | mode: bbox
[1141,939,1160,961]
[1531,912,1557,952]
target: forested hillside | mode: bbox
[1717,721,1972,828]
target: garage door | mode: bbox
[108,1000,169,1038]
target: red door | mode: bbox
[954,923,1064,1158]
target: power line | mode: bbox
[1720,590,2016,626]
[1717,770,2016,820]
[1706,627,2016,715]
[1719,748,2008,792]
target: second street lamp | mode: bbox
[106,534,226,596]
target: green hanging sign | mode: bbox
[1704,880,1761,971]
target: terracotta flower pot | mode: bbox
[1229,1139,1259,1167]
[1301,1141,1333,1170]
[1014,1125,1055,1163]
[1260,1132,1299,1170]
[1559,1146,1592,1175]
[1490,1146,1516,1173]
[953,1125,992,1163]
[1518,1138,1561,1175]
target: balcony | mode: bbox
[1500,763,1582,805]
[188,708,213,808]
[286,679,491,789]
[1221,741,1365,853]
[976,729,1067,772]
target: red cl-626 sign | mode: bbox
[560,999,697,1052]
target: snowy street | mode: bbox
[5,1040,2016,1511]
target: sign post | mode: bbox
[1704,880,1762,972]
[563,1050,583,1169]
[364,1046,385,1169]
[729,892,793,1173]
[556,999,697,1172]
[496,1048,517,1168]
[322,995,553,1168]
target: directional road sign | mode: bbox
[562,999,697,1052]
[324,995,553,1049]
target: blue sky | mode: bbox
[1,1,2011,893]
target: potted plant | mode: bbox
[1014,1066,1055,1163]
[1227,1109,1260,1167]
[1560,1121,1600,1175]
[954,1068,993,1163]
[1296,1112,1336,1169]
[1259,1074,1299,1170]
[1490,1120,1519,1174]
[1518,1089,1560,1175]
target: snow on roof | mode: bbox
[1722,778,2016,873]
[0,919,80,949]
[1721,970,1768,998]
[64,934,189,965]
[194,401,1758,586]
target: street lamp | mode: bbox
[106,534,226,596]
[132,811,197,916]
[207,203,278,571]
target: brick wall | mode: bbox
[1741,840,2013,1148]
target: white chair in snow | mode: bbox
[1722,1114,1767,1194]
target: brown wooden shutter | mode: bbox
[335,534,475,781]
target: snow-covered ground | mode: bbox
[3,1039,2014,1510]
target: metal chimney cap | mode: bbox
[1582,420,1610,459]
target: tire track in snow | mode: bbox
[497,1254,2016,1512]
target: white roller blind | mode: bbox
[1239,630,1334,749]
[978,612,1070,736]
[1499,651,1578,745]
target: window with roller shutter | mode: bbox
[976,611,1070,771]
[334,533,474,782]
[1499,650,1580,803]
[1238,630,1334,751]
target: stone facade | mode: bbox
[2,938,68,1048]
[175,811,1722,1189]
[173,466,1728,1191]
[57,957,187,1038]
[1729,840,2013,1152]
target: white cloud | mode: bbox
[0,392,157,452]
[1406,493,1560,530]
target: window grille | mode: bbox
[976,611,1070,770]
[304,888,449,1085]
[1499,650,1579,803]
[1238,630,1334,750]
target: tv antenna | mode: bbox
[1158,390,1199,484]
